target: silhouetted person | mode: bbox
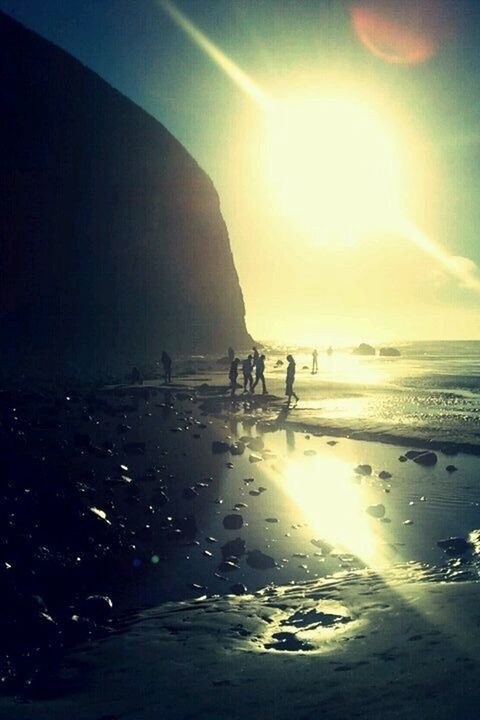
[131,366,143,384]
[252,346,259,368]
[253,354,268,394]
[161,351,172,384]
[285,354,299,405]
[228,346,235,364]
[242,355,254,393]
[229,358,240,396]
[312,349,318,374]
[327,346,333,356]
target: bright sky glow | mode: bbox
[264,97,403,245]
[157,0,480,343]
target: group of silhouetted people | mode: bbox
[228,346,268,397]
[228,347,300,405]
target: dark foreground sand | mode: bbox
[4,567,480,720]
[1,372,480,719]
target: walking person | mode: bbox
[285,354,299,405]
[161,351,172,384]
[229,358,240,397]
[253,354,268,394]
[242,355,254,393]
[312,349,318,374]
[252,346,260,369]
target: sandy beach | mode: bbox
[2,355,480,718]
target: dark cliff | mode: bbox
[0,11,252,373]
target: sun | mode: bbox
[264,97,404,244]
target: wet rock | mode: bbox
[230,442,245,456]
[366,504,385,519]
[352,343,375,356]
[116,423,131,433]
[413,451,437,467]
[265,517,278,523]
[211,441,230,454]
[218,560,240,572]
[399,455,407,462]
[221,537,246,559]
[378,470,392,479]
[230,583,247,595]
[243,477,254,484]
[304,449,316,456]
[311,539,333,554]
[151,489,169,506]
[81,595,113,623]
[379,347,401,356]
[247,437,264,451]
[202,549,213,558]
[327,440,337,446]
[249,490,261,496]
[246,549,275,569]
[249,453,263,463]
[123,441,146,455]
[437,537,471,555]
[183,486,198,499]
[355,464,372,476]
[446,465,458,473]
[223,514,244,530]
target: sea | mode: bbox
[262,340,480,450]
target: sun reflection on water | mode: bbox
[279,453,388,567]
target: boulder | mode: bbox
[379,347,401,357]
[352,343,375,356]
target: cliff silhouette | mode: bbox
[0,11,252,373]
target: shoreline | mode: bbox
[1,371,480,712]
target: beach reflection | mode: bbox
[270,445,394,569]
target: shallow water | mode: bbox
[243,340,480,448]
[137,413,480,609]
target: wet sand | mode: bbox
[1,370,480,717]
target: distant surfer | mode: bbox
[161,351,172,384]
[285,354,299,405]
[312,349,318,374]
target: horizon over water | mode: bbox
[260,340,480,450]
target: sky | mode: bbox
[2,0,480,346]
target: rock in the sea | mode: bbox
[413,451,437,467]
[378,470,392,479]
[223,514,244,530]
[249,453,263,463]
[212,441,231,454]
[221,537,246,559]
[354,464,372,476]
[81,595,113,623]
[446,465,458,473]
[246,549,275,569]
[352,343,375,356]
[230,583,248,595]
[248,437,264,451]
[437,537,471,555]
[379,347,401,356]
